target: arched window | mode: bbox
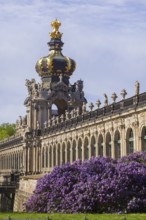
[57,144,60,165]
[67,142,71,163]
[106,132,111,157]
[72,140,76,162]
[98,134,103,156]
[52,104,58,116]
[91,136,96,157]
[84,137,89,160]
[16,153,19,170]
[52,99,67,116]
[62,143,65,164]
[53,145,56,166]
[114,130,121,159]
[141,126,146,151]
[78,139,82,160]
[49,146,52,167]
[42,148,44,168]
[126,128,134,154]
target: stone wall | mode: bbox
[13,175,40,212]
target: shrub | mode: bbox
[25,151,146,213]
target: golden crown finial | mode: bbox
[49,19,62,39]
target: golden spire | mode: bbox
[49,19,62,39]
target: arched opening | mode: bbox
[114,130,121,159]
[16,152,19,171]
[126,128,134,154]
[20,151,23,171]
[141,126,146,151]
[57,144,60,165]
[91,136,96,157]
[106,132,111,157]
[51,104,58,116]
[78,139,82,160]
[98,134,103,156]
[72,140,76,162]
[53,145,56,166]
[49,146,52,167]
[53,99,67,116]
[67,142,71,163]
[28,147,33,173]
[84,137,89,160]
[14,152,18,171]
[18,152,21,170]
[42,148,45,168]
[12,154,15,170]
[62,143,66,164]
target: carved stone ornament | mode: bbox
[88,102,94,111]
[135,80,140,95]
[82,102,86,113]
[96,99,101,109]
[104,94,108,106]
[111,92,117,103]
[120,89,127,100]
[132,121,139,128]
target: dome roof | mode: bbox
[35,19,76,79]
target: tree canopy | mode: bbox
[0,123,16,141]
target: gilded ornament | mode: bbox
[65,57,71,72]
[49,19,62,39]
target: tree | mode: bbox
[0,123,16,140]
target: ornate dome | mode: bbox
[35,19,76,80]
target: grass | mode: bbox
[0,213,146,220]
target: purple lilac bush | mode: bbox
[25,151,146,213]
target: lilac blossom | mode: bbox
[25,151,146,213]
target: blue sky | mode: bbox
[0,0,146,123]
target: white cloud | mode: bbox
[0,0,146,123]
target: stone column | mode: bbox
[23,144,27,174]
[27,147,30,173]
[52,146,54,168]
[17,153,19,170]
[32,145,36,173]
[48,104,52,120]
[36,146,39,173]
[56,146,58,166]
[44,147,46,171]
[82,142,84,161]
[34,104,38,130]
[89,138,92,159]
[38,146,41,173]
[60,143,63,165]
[133,121,139,152]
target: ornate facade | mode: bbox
[0,20,146,177]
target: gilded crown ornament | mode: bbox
[49,19,62,39]
[35,19,76,84]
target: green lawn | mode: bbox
[0,213,146,220]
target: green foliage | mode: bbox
[0,123,16,140]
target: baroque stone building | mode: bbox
[0,19,146,177]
